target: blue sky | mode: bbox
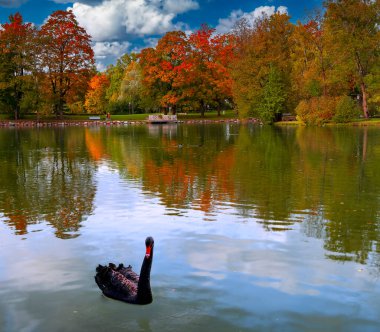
[0,0,323,70]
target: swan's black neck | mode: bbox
[136,246,153,304]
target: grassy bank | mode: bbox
[275,118,380,126]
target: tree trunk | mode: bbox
[360,82,369,119]
[200,100,205,118]
[217,102,221,117]
[57,98,64,119]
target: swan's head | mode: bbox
[145,236,154,259]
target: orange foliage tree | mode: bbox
[139,31,189,113]
[85,73,110,114]
[139,27,235,116]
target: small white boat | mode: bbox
[147,114,177,124]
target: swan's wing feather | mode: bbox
[95,265,138,299]
[117,264,139,283]
[109,270,138,295]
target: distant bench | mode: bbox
[89,116,101,120]
[281,113,296,121]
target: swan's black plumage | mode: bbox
[95,236,154,305]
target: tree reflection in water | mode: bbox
[1,124,380,268]
[0,127,96,239]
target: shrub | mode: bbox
[333,96,361,123]
[296,96,338,125]
[67,101,86,114]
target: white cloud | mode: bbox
[70,1,125,41]
[93,40,131,58]
[142,37,160,49]
[69,0,199,42]
[92,41,132,70]
[216,5,289,34]
[277,6,288,14]
[163,0,199,14]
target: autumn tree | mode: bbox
[139,27,235,116]
[231,13,294,120]
[291,15,334,101]
[139,31,189,113]
[324,0,380,118]
[39,10,95,118]
[183,25,235,117]
[84,73,110,114]
[210,32,236,115]
[0,13,38,119]
[365,64,380,106]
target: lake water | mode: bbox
[1,123,380,331]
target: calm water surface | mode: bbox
[1,124,380,331]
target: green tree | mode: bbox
[365,63,380,110]
[105,53,135,102]
[258,65,288,124]
[0,13,38,119]
[119,61,143,113]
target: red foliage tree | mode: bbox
[39,10,95,118]
[182,25,236,116]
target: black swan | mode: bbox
[95,236,154,305]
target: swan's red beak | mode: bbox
[145,245,152,259]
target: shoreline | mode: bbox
[0,117,262,128]
[1,118,379,128]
